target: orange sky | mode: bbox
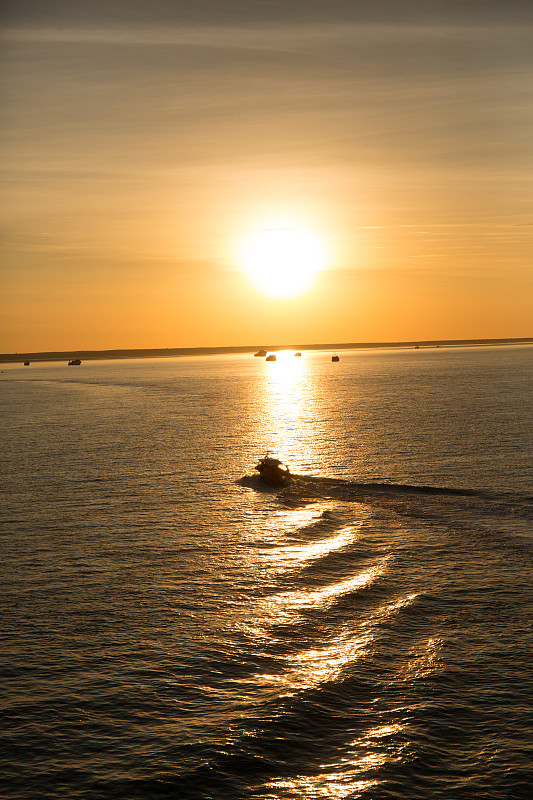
[1,1,532,352]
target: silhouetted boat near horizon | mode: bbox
[265,354,277,361]
[254,348,267,357]
[332,354,339,362]
[68,359,82,365]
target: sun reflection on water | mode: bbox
[244,503,335,544]
[255,350,320,471]
[254,627,435,798]
[265,773,378,799]
[236,372,427,800]
[266,560,389,613]
[261,716,409,799]
[279,628,374,689]
[232,508,422,799]
[236,582,423,702]
[260,716,411,799]
[404,635,442,679]
[263,350,307,400]
[275,526,360,566]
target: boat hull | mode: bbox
[257,470,290,487]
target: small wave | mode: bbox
[290,508,343,539]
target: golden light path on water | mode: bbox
[264,722,408,799]
[235,518,427,797]
[245,576,418,692]
[242,584,426,799]
[268,526,360,567]
[254,350,320,472]
[263,561,389,615]
[236,353,442,797]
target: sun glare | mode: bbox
[241,227,327,299]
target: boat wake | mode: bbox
[238,472,477,500]
[238,472,533,542]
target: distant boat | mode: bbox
[331,354,339,362]
[265,354,277,361]
[294,352,302,357]
[68,359,82,365]
[23,361,30,366]
[254,348,267,357]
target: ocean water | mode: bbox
[1,345,532,800]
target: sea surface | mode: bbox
[1,345,532,800]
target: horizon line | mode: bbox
[1,337,532,363]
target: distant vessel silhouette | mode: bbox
[331,354,339,362]
[265,354,277,361]
[68,359,82,365]
[254,348,267,357]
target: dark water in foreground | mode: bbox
[1,346,532,799]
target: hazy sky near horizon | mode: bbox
[1,0,532,351]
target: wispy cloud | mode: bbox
[4,20,531,49]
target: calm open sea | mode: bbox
[1,345,532,799]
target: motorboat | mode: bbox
[331,354,339,362]
[68,359,82,365]
[294,352,302,357]
[254,348,267,357]
[265,354,277,361]
[255,455,291,486]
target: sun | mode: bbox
[240,227,327,299]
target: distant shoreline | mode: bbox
[1,338,532,364]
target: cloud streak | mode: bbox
[4,19,532,49]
